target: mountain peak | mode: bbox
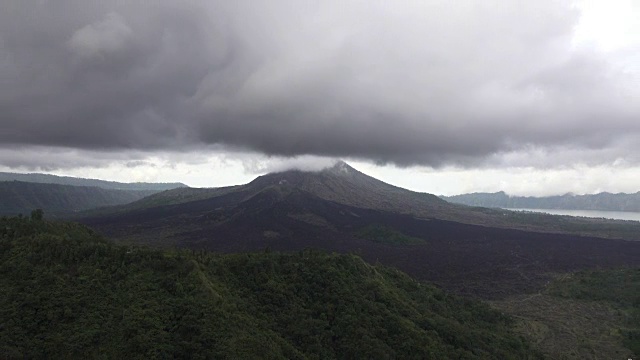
[251,160,357,184]
[324,160,356,175]
[242,159,448,216]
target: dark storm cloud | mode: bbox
[1,1,223,149]
[0,146,148,171]
[1,0,639,168]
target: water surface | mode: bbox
[504,208,640,222]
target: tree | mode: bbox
[30,209,44,221]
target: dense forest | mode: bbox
[0,215,539,359]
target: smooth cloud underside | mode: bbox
[1,0,639,168]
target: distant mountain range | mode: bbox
[443,191,640,212]
[0,171,186,191]
[0,172,187,216]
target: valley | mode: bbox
[0,173,186,217]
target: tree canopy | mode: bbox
[0,216,539,359]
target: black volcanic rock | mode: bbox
[89,160,452,220]
[81,166,640,299]
[244,161,450,216]
[77,161,640,243]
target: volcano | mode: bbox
[81,161,640,298]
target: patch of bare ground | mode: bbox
[492,292,633,359]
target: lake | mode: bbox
[504,208,640,222]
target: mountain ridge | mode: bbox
[95,161,450,217]
[444,191,640,212]
[243,161,450,214]
[80,161,640,241]
[0,171,187,191]
[0,181,160,216]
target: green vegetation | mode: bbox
[0,181,158,217]
[356,224,426,245]
[492,269,640,359]
[0,216,538,359]
[547,268,640,355]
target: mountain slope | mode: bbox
[81,185,242,217]
[84,161,640,241]
[493,267,639,359]
[243,161,451,214]
[0,216,539,359]
[82,182,640,298]
[444,191,640,212]
[0,171,186,191]
[0,181,158,216]
[88,161,450,217]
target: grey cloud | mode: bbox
[125,160,154,168]
[1,0,639,168]
[0,146,148,171]
[1,1,223,149]
[67,13,133,61]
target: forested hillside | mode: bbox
[0,172,186,191]
[0,215,538,359]
[0,181,157,216]
[546,268,640,355]
[493,267,639,359]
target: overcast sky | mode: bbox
[1,0,639,196]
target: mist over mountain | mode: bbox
[444,191,640,212]
[85,161,450,217]
[86,161,640,240]
[245,161,451,213]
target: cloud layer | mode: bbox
[1,0,639,168]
